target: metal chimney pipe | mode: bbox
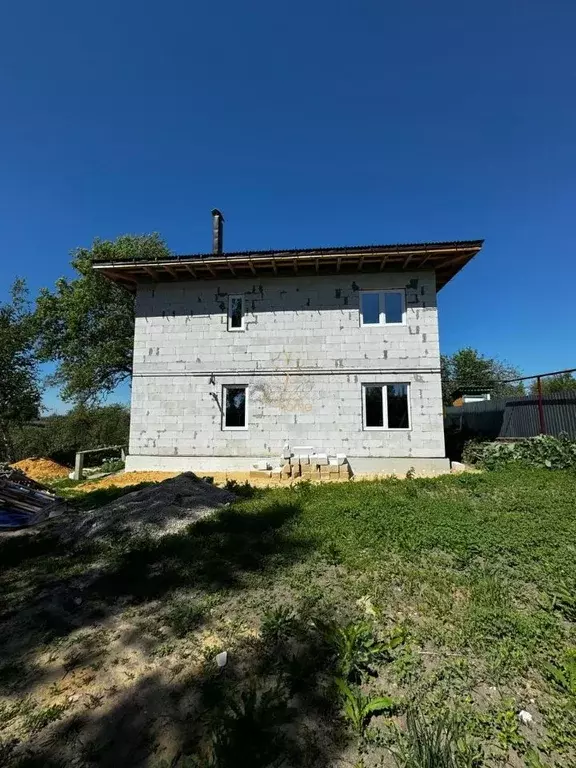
[211,209,224,254]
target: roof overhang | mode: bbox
[93,239,483,293]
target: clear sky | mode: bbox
[1,0,575,412]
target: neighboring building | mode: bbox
[95,211,483,475]
[451,387,492,406]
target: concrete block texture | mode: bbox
[128,370,446,460]
[128,272,446,467]
[132,272,440,376]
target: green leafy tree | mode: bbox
[441,348,523,406]
[35,233,171,404]
[0,280,41,460]
[529,372,576,395]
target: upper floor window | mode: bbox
[228,295,244,331]
[360,290,405,326]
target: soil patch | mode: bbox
[79,471,178,492]
[11,458,70,482]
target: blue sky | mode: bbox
[1,0,575,412]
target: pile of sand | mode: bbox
[79,471,178,492]
[62,472,237,543]
[11,457,70,482]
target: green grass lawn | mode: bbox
[0,469,575,767]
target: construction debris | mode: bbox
[62,472,237,543]
[266,445,351,482]
[0,464,64,530]
[1,463,49,490]
[253,461,271,471]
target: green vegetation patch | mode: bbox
[463,434,576,470]
[0,468,575,766]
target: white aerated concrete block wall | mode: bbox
[127,272,448,473]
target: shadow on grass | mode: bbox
[0,498,312,696]
[92,501,303,601]
[11,607,348,768]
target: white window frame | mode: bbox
[227,294,245,331]
[359,289,406,327]
[222,384,249,431]
[362,383,411,431]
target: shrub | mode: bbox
[461,438,492,466]
[101,457,125,473]
[10,404,129,465]
[462,434,576,470]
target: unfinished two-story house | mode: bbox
[95,211,483,476]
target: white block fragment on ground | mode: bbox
[518,710,533,725]
[451,461,467,472]
[216,651,228,668]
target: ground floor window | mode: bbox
[363,383,410,429]
[223,385,247,429]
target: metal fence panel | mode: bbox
[445,390,576,439]
[501,391,576,438]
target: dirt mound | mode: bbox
[11,457,69,482]
[0,462,51,490]
[79,471,178,492]
[64,472,237,543]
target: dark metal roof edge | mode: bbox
[92,239,484,267]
